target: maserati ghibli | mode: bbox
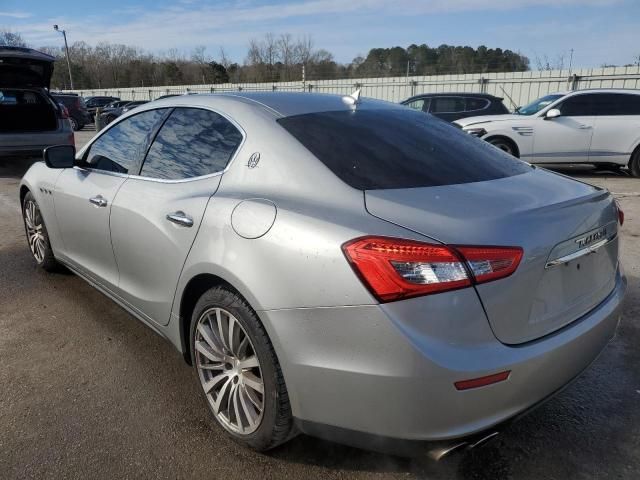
[20,92,626,457]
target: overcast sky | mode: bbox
[3,0,639,68]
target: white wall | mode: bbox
[69,66,640,109]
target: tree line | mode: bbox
[1,30,530,90]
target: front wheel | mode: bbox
[629,150,640,177]
[190,286,294,451]
[487,137,517,157]
[22,192,59,271]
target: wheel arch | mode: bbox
[178,272,248,365]
[628,141,640,169]
[19,184,30,206]
[484,134,521,158]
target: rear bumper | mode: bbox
[260,268,626,444]
[0,130,74,157]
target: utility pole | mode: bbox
[53,25,74,90]
[569,48,574,76]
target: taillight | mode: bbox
[342,236,523,302]
[60,105,69,119]
[455,246,523,284]
[615,199,624,226]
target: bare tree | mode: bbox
[0,29,28,47]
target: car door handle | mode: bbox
[578,124,592,129]
[89,195,108,207]
[166,211,193,228]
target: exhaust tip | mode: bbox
[427,431,500,461]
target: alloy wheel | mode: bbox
[490,140,514,156]
[24,200,46,263]
[194,307,264,435]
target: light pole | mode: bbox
[53,24,74,90]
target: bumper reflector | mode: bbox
[454,371,511,391]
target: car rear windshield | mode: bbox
[277,108,531,190]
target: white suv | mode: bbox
[454,89,640,176]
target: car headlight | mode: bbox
[464,127,487,137]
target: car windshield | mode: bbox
[277,108,530,190]
[515,94,564,115]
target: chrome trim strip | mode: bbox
[522,151,629,159]
[545,235,614,269]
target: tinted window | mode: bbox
[140,108,243,180]
[277,109,530,190]
[430,97,465,113]
[591,93,640,115]
[466,98,490,111]
[405,99,425,111]
[558,95,596,116]
[85,109,166,174]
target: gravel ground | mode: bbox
[1,146,639,479]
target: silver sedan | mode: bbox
[19,92,626,457]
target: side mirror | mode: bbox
[43,145,76,169]
[545,108,561,120]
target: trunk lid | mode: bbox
[365,168,619,344]
[0,47,54,89]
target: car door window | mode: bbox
[465,98,490,112]
[405,99,427,112]
[430,97,465,114]
[139,107,243,180]
[84,109,167,174]
[558,95,595,116]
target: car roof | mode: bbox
[567,88,640,96]
[148,91,401,117]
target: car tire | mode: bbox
[190,286,295,451]
[69,117,79,131]
[22,192,59,272]
[629,149,640,177]
[487,137,518,157]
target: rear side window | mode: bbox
[465,98,490,112]
[277,109,530,190]
[140,108,243,180]
[591,93,640,115]
[85,109,166,174]
[430,97,465,113]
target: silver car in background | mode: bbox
[19,92,626,456]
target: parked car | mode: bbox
[454,89,640,176]
[100,100,149,125]
[20,92,625,456]
[401,93,509,122]
[103,100,133,110]
[52,93,91,131]
[0,46,74,158]
[84,95,120,117]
